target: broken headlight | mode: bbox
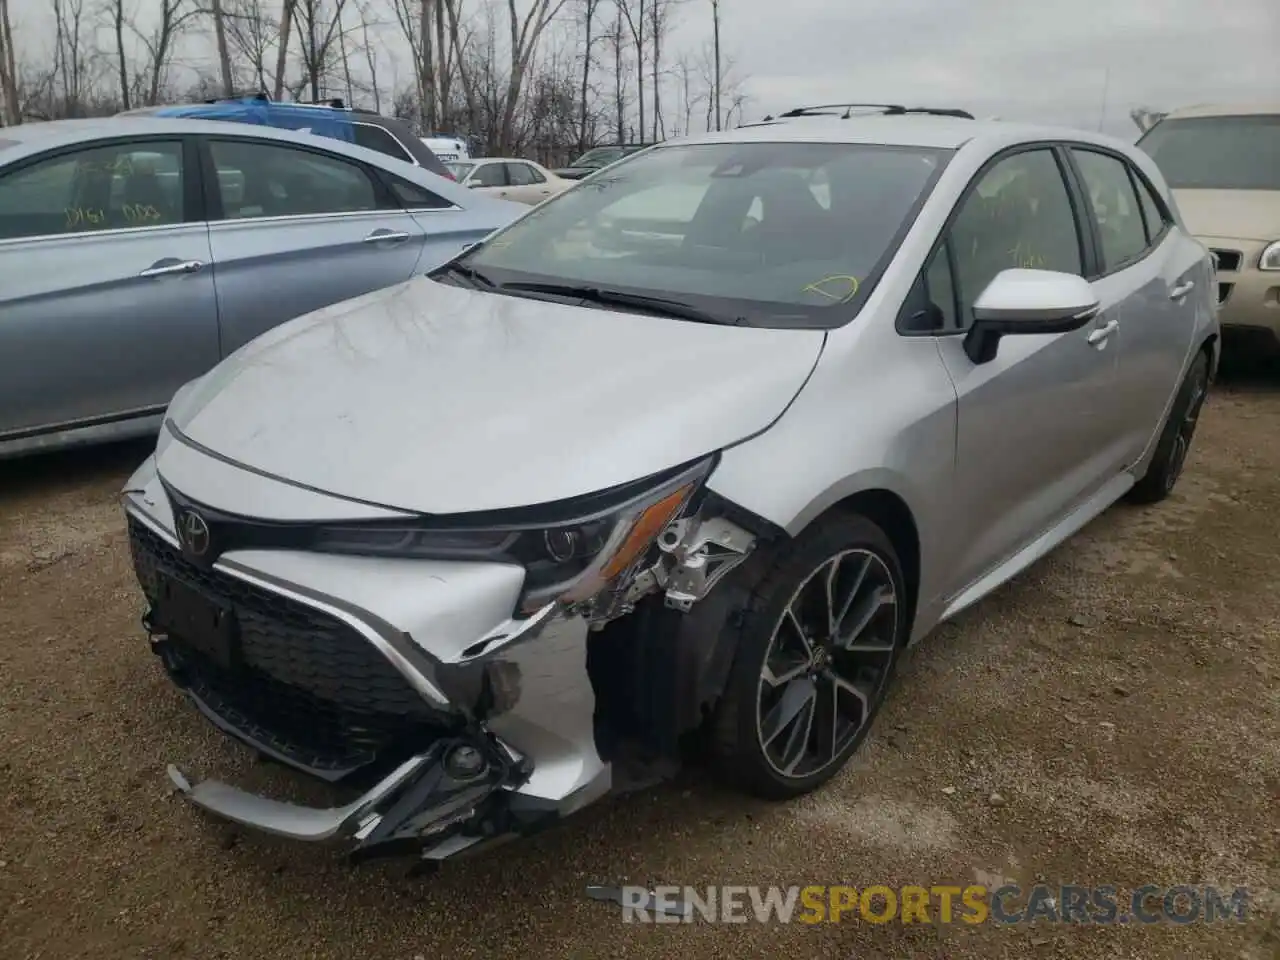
[310,457,714,612]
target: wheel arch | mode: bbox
[1201,331,1220,382]
[589,485,924,759]
[824,488,921,639]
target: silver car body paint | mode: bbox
[121,115,1218,855]
[0,117,523,458]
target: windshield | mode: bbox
[572,147,625,168]
[458,141,950,328]
[1138,115,1280,191]
[448,161,475,180]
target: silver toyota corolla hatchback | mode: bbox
[122,105,1218,865]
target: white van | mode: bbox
[421,134,470,163]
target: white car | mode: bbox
[447,158,570,205]
[123,104,1216,864]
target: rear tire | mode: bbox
[709,512,906,800]
[1127,351,1210,505]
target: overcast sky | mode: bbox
[11,0,1280,136]
[723,0,1279,134]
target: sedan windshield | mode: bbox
[447,161,475,180]
[1138,115,1280,191]
[458,141,950,328]
[572,147,625,167]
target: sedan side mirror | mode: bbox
[964,268,1100,364]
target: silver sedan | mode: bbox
[0,116,523,457]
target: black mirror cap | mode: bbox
[963,305,1100,364]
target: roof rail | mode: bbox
[764,103,975,121]
[198,92,380,116]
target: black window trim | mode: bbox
[351,120,418,165]
[1127,163,1173,247]
[197,133,405,223]
[896,140,1094,338]
[368,167,458,212]
[0,133,202,245]
[1061,143,1168,281]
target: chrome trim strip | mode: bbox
[0,221,208,248]
[219,561,452,709]
[166,755,430,841]
[456,601,559,662]
[124,499,452,710]
[203,207,460,229]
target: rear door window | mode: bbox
[506,162,546,185]
[1071,148,1150,272]
[208,139,378,219]
[1131,171,1170,244]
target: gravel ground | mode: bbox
[2,371,1278,960]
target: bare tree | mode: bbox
[292,0,351,101]
[497,0,573,151]
[647,0,678,140]
[618,0,644,139]
[575,0,604,151]
[709,0,720,130]
[223,0,278,93]
[107,0,131,109]
[0,0,17,124]
[46,0,97,118]
[356,0,382,111]
[210,0,236,96]
[673,50,702,136]
[130,0,202,105]
[390,0,437,131]
[272,0,295,97]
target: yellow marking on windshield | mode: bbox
[123,203,162,223]
[64,207,106,229]
[1007,242,1047,269]
[803,275,861,304]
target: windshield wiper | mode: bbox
[433,261,497,288]
[499,281,748,326]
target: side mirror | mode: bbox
[964,269,1100,364]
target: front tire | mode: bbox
[709,512,907,800]
[1127,351,1210,505]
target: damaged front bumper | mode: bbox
[164,735,537,864]
[123,451,611,862]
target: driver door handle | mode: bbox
[362,229,410,244]
[1169,280,1195,300]
[139,259,203,278]
[1087,318,1120,345]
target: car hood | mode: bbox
[1172,189,1280,242]
[169,277,826,515]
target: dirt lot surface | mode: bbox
[2,372,1278,960]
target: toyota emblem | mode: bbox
[177,509,211,557]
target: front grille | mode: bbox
[1219,282,1234,304]
[1210,248,1242,273]
[128,516,447,775]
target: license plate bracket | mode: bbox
[153,571,240,670]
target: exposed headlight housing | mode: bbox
[311,456,716,612]
[1259,240,1280,271]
